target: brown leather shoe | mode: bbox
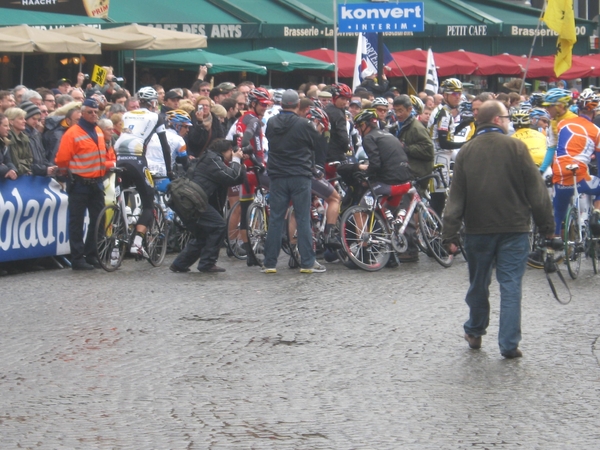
[464,333,482,349]
[501,349,523,359]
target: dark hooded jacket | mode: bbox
[0,138,16,178]
[43,115,68,163]
[265,110,320,179]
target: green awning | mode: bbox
[0,8,106,28]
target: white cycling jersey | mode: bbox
[146,128,186,176]
[115,108,166,157]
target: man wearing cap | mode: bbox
[317,90,332,108]
[262,89,326,274]
[217,82,236,98]
[210,87,226,105]
[56,78,72,96]
[360,68,389,97]
[19,100,56,177]
[55,98,114,270]
[160,89,182,121]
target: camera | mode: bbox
[197,105,204,112]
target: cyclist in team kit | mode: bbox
[235,87,272,266]
[114,86,173,258]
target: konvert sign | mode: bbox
[338,2,424,33]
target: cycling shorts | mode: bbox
[116,155,155,228]
[241,171,270,201]
[311,176,334,199]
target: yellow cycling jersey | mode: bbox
[512,128,547,166]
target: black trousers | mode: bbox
[172,205,226,270]
[68,180,105,261]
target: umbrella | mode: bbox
[443,49,521,76]
[136,49,267,75]
[230,47,333,71]
[577,54,600,77]
[110,24,207,91]
[0,25,101,84]
[392,50,476,76]
[388,54,427,77]
[53,25,155,51]
[297,48,355,78]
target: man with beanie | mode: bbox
[262,89,326,274]
[55,98,114,270]
[20,100,57,177]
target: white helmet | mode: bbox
[137,86,158,101]
[371,97,389,108]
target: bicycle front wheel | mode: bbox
[418,205,453,268]
[339,206,390,271]
[147,203,168,267]
[564,206,582,279]
[247,202,268,266]
[94,204,127,272]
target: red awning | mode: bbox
[492,54,551,79]
[577,54,600,77]
[536,55,593,80]
[442,50,521,76]
[392,50,476,76]
[387,54,426,77]
[297,48,356,78]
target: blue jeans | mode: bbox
[464,233,529,354]
[263,176,314,269]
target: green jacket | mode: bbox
[397,115,434,180]
[442,123,554,244]
[8,129,32,176]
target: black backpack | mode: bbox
[165,157,208,222]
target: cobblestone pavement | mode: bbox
[1,251,599,449]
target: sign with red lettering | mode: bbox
[0,0,110,19]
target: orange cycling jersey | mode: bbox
[552,116,600,186]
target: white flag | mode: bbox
[424,48,439,95]
[352,34,366,92]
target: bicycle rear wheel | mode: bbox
[418,205,453,268]
[147,203,168,267]
[247,202,268,266]
[564,206,582,279]
[94,204,127,272]
[340,206,390,271]
[225,201,247,260]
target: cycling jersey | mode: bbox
[552,115,600,186]
[428,104,463,152]
[512,128,547,167]
[115,108,167,157]
[146,128,187,177]
[236,110,268,200]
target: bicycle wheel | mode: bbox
[247,201,268,266]
[225,201,247,260]
[94,204,127,272]
[590,238,600,275]
[339,206,390,271]
[418,205,453,268]
[168,215,192,253]
[147,203,168,267]
[564,206,582,279]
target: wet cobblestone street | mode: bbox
[1,252,599,449]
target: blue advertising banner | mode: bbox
[0,176,73,262]
[338,2,424,33]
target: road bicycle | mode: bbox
[94,168,169,272]
[339,172,452,271]
[153,174,192,253]
[563,164,600,278]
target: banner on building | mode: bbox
[0,0,110,19]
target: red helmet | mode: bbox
[306,107,330,132]
[331,83,352,100]
[248,87,272,106]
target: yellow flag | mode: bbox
[542,0,577,77]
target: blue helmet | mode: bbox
[542,88,572,106]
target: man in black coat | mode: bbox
[170,138,243,274]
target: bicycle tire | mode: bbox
[564,206,582,279]
[147,203,168,267]
[225,201,247,260]
[418,205,453,268]
[339,205,390,271]
[94,204,127,272]
[591,238,600,275]
[246,201,268,266]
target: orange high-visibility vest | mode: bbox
[55,124,108,178]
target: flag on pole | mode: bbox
[352,32,394,92]
[424,48,439,95]
[542,0,577,77]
